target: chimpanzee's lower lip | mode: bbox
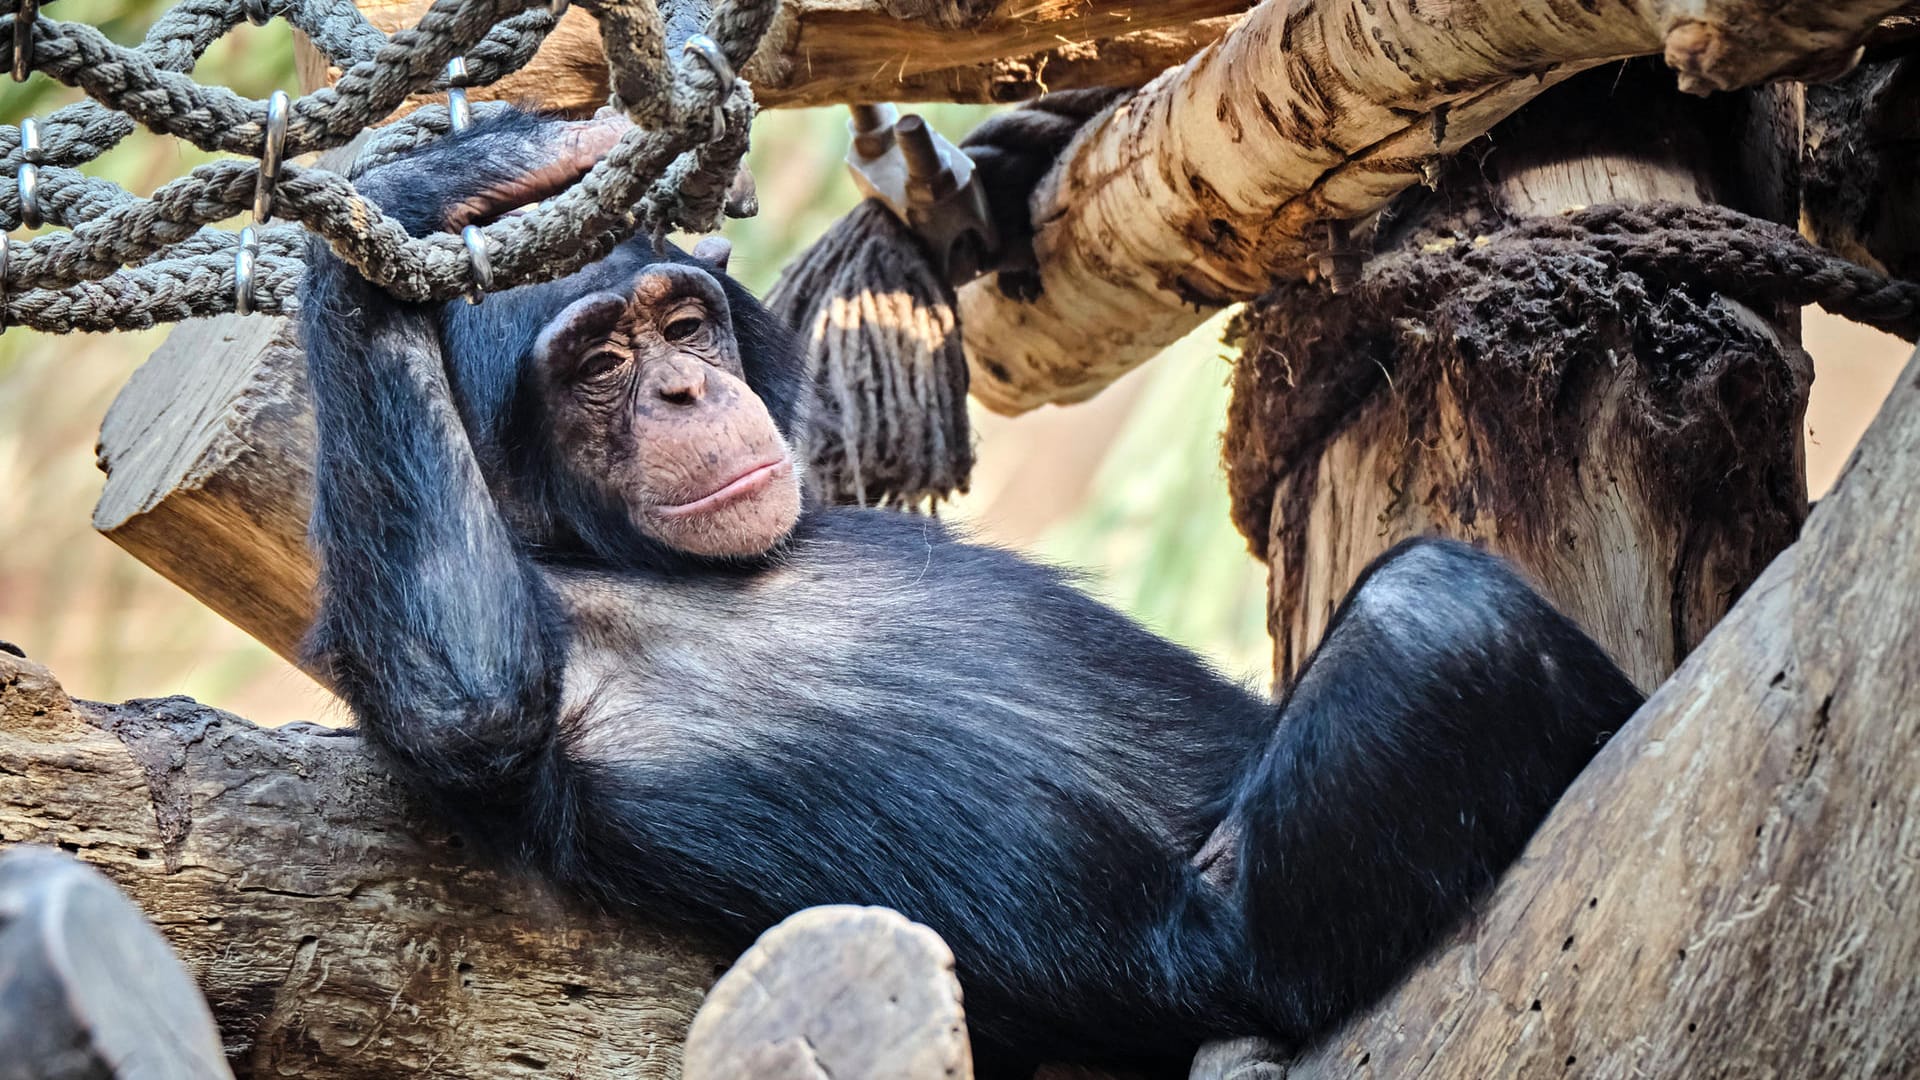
[656,458,791,519]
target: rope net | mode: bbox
[0,0,770,332]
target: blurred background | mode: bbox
[0,0,1909,723]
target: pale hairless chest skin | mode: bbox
[299,108,1644,1078]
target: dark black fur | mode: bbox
[300,112,1645,1076]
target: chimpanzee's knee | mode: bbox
[1301,537,1642,727]
[1319,538,1548,665]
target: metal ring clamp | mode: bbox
[245,0,272,25]
[681,34,734,141]
[16,117,42,229]
[0,233,11,332]
[445,57,472,134]
[11,0,37,82]
[461,224,492,304]
[252,90,289,224]
[234,225,259,315]
[550,0,568,16]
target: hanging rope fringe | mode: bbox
[760,89,1128,509]
[767,200,972,510]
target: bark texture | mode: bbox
[0,653,727,1080]
[0,848,236,1080]
[1284,340,1920,1077]
[958,0,1904,414]
[1224,68,1810,691]
[298,0,1253,110]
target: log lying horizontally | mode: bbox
[299,0,1256,112]
[0,653,726,1079]
[960,0,1909,413]
[0,848,236,1080]
[683,906,972,1080]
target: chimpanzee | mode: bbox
[299,108,1645,1076]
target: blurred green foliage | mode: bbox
[0,1,1273,720]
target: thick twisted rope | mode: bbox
[1538,203,1920,340]
[2,0,771,332]
[7,0,550,158]
[1357,202,1920,342]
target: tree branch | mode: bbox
[0,653,726,1079]
[301,0,1256,110]
[959,0,1907,414]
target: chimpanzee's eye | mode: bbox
[663,314,705,342]
[577,347,627,380]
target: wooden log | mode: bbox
[683,906,973,1080]
[0,847,235,1080]
[0,650,727,1079]
[1225,67,1811,692]
[1280,339,1920,1077]
[294,0,1255,111]
[93,316,317,669]
[955,0,1905,415]
[1196,66,1813,1078]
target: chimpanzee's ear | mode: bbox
[691,237,733,274]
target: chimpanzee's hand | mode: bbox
[350,108,632,236]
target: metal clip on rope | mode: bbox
[682,34,734,141]
[11,0,36,82]
[252,90,289,224]
[550,0,568,16]
[446,57,472,134]
[16,117,42,229]
[245,0,272,25]
[461,224,492,305]
[1,233,11,332]
[234,225,259,315]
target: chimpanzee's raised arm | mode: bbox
[299,157,570,829]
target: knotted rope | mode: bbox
[767,200,971,509]
[1,0,773,331]
[1454,203,1920,341]
[1224,197,1920,558]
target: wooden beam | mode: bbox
[0,848,235,1080]
[1280,340,1920,1076]
[0,650,726,1079]
[93,316,317,668]
[295,0,1255,110]
[956,0,1908,414]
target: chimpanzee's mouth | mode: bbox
[444,113,632,229]
[656,458,792,520]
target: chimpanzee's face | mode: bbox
[425,112,803,559]
[524,255,803,558]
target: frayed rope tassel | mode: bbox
[766,200,974,509]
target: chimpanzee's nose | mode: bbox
[654,356,707,406]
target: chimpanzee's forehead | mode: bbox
[438,238,654,361]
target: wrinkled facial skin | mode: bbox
[530,261,803,558]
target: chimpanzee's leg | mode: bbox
[1225,537,1643,1042]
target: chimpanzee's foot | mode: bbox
[1190,1037,1290,1079]
[0,846,233,1080]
